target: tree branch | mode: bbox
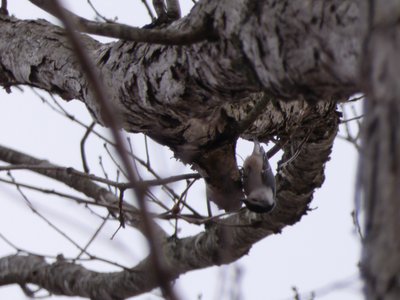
[0,164,200,188]
[29,0,214,45]
[0,144,167,239]
[0,1,361,162]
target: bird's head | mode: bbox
[242,187,275,213]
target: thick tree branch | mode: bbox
[0,1,362,146]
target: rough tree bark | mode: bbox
[361,1,400,300]
[1,0,392,299]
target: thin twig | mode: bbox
[348,94,365,102]
[31,88,115,145]
[121,173,201,188]
[104,143,128,178]
[350,104,363,140]
[118,189,126,228]
[114,169,120,195]
[279,131,312,168]
[127,137,142,180]
[282,274,360,300]
[351,210,364,240]
[0,164,200,189]
[0,177,124,212]
[76,215,109,259]
[144,135,151,168]
[0,232,22,252]
[206,195,212,217]
[140,0,156,21]
[339,104,361,152]
[175,179,198,211]
[7,171,86,253]
[146,189,171,211]
[266,143,282,159]
[98,156,112,192]
[0,178,171,231]
[340,114,364,124]
[81,121,95,173]
[87,0,116,22]
[0,231,128,270]
[29,0,215,45]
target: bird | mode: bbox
[242,141,276,213]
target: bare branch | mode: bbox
[283,274,360,300]
[76,215,109,259]
[103,143,128,178]
[81,121,95,173]
[0,164,200,188]
[29,0,215,45]
[340,114,364,124]
[166,0,181,20]
[31,90,115,146]
[7,171,85,253]
[144,135,151,168]
[0,144,167,238]
[0,176,135,214]
[140,0,156,21]
[338,103,361,152]
[0,0,7,15]
[152,0,166,18]
[98,156,113,192]
[86,0,116,22]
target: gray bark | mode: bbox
[361,1,400,300]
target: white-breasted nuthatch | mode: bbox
[242,141,276,213]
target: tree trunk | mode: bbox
[361,2,400,299]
